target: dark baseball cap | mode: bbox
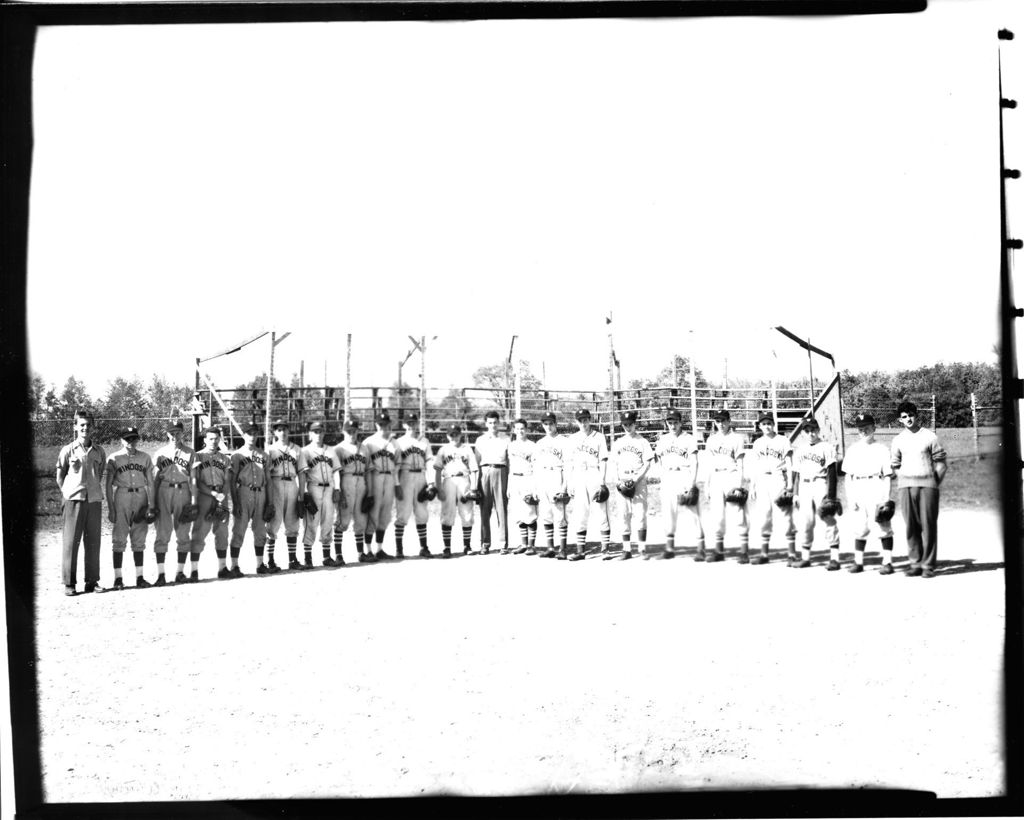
[665,409,682,422]
[621,410,638,425]
[272,418,288,430]
[804,418,820,431]
[757,414,775,426]
[243,423,260,435]
[713,409,731,422]
[308,420,324,432]
[165,421,184,433]
[853,413,875,428]
[447,423,463,436]
[121,426,140,441]
[575,409,592,421]
[343,417,360,430]
[404,413,419,423]
[541,412,557,424]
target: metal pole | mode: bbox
[689,332,698,436]
[193,356,201,449]
[971,392,980,461]
[931,393,937,431]
[345,333,352,422]
[397,361,402,414]
[515,366,522,419]
[806,337,816,418]
[420,335,426,434]
[264,332,275,445]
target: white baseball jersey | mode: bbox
[750,433,792,474]
[153,442,195,484]
[509,438,537,476]
[334,440,369,476]
[266,441,302,479]
[655,431,700,473]
[567,429,608,471]
[363,433,400,475]
[793,440,835,480]
[534,434,567,471]
[842,439,893,479]
[704,430,746,470]
[612,433,654,479]
[396,433,433,472]
[297,443,341,485]
[434,442,477,477]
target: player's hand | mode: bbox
[214,491,225,503]
[394,484,405,502]
[232,503,241,518]
[107,507,116,524]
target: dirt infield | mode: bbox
[34,506,1005,802]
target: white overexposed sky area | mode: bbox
[25,0,1023,400]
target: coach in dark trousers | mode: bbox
[890,401,948,578]
[474,410,510,554]
[56,409,107,595]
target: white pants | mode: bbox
[846,477,893,540]
[660,469,704,547]
[395,469,429,526]
[707,469,749,544]
[569,470,610,533]
[615,476,648,535]
[794,479,839,548]
[750,472,795,544]
[440,474,475,528]
[507,474,539,526]
[536,468,568,527]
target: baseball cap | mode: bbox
[447,423,463,436]
[308,420,324,432]
[165,421,184,433]
[757,414,775,426]
[342,417,360,430]
[272,418,288,430]
[621,410,638,425]
[713,409,731,422]
[404,413,419,423]
[575,409,592,421]
[665,409,682,422]
[121,426,140,441]
[374,411,392,425]
[804,418,820,431]
[541,412,557,424]
[853,413,875,428]
[243,423,260,435]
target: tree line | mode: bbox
[29,357,1001,431]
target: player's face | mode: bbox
[244,432,256,447]
[857,424,876,440]
[513,423,527,440]
[485,417,498,434]
[75,417,91,440]
[542,421,557,436]
[123,437,138,453]
[716,419,731,433]
[759,421,775,436]
[205,432,220,450]
[310,431,323,446]
[447,432,461,444]
[623,422,635,434]
[577,417,591,432]
[898,412,917,430]
[274,428,288,443]
[805,428,820,444]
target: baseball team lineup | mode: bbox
[55,397,948,595]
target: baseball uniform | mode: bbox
[749,432,795,559]
[434,440,478,553]
[508,436,538,550]
[266,438,302,568]
[395,431,435,556]
[612,431,654,554]
[566,428,610,555]
[190,445,231,555]
[152,441,195,557]
[533,431,569,553]
[704,428,749,555]
[333,438,369,559]
[655,430,705,553]
[474,431,510,552]
[792,438,840,562]
[106,446,154,553]
[364,431,401,556]
[229,443,269,560]
[297,441,342,562]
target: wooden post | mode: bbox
[419,336,427,435]
[971,392,980,461]
[264,332,275,445]
[345,333,352,422]
[689,332,698,436]
[931,393,937,431]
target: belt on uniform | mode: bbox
[238,484,264,491]
[447,472,467,477]
[482,464,507,468]
[121,487,142,493]
[404,469,424,473]
[712,467,736,472]
[167,482,187,489]
[665,467,690,471]
[511,472,528,477]
[848,475,882,480]
[315,482,331,487]
[274,475,295,481]
[800,476,826,482]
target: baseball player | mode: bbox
[394,413,436,558]
[104,426,155,589]
[363,410,401,560]
[265,419,301,572]
[565,408,610,561]
[333,417,370,564]
[843,413,896,574]
[654,409,705,560]
[151,420,195,586]
[474,410,510,555]
[433,423,479,557]
[297,420,343,568]
[703,409,749,562]
[891,401,948,577]
[748,414,796,565]
[56,409,106,596]
[611,410,655,559]
[507,418,539,554]
[189,426,232,582]
[791,418,841,569]
[227,423,268,577]
[533,411,570,558]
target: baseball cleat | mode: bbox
[524,547,537,555]
[795,559,812,569]
[288,559,303,571]
[603,550,618,560]
[256,564,271,575]
[357,552,370,563]
[879,564,895,575]
[395,548,405,560]
[707,552,724,563]
[419,548,431,559]
[112,578,125,591]
[737,553,750,565]
[620,550,633,560]
[661,550,676,560]
[568,551,585,561]
[136,578,152,589]
[541,549,557,558]
[174,572,188,584]
[752,555,769,565]
[921,568,936,578]
[376,551,394,561]
[188,570,200,583]
[462,547,475,556]
[322,557,338,568]
[442,548,452,559]
[217,567,233,580]
[231,566,244,578]
[267,559,282,573]
[826,561,841,572]
[303,557,315,569]
[556,549,568,560]
[335,554,346,565]
[905,566,923,577]
[64,586,77,597]
[848,564,864,574]
[154,575,167,587]
[513,546,529,554]
[786,554,798,566]
[693,550,706,562]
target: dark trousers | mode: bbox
[898,486,939,569]
[479,466,509,548]
[62,500,102,587]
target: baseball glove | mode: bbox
[207,501,230,523]
[523,493,540,506]
[874,500,896,523]
[552,491,571,505]
[417,484,438,503]
[361,494,375,514]
[302,492,319,515]
[616,479,636,499]
[774,489,795,509]
[262,503,277,523]
[725,486,749,505]
[818,497,843,519]
[677,486,699,507]
[179,503,199,524]
[132,503,154,525]
[295,498,305,520]
[460,489,482,504]
[592,484,610,503]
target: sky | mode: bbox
[25,0,1023,401]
